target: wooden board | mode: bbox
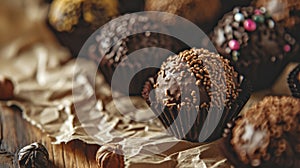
[0,105,99,168]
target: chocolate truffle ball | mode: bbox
[0,75,14,100]
[144,0,221,32]
[88,13,185,96]
[222,96,300,168]
[96,144,124,168]
[48,0,119,56]
[210,6,299,91]
[288,64,300,98]
[144,48,250,142]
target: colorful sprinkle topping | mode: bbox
[283,44,291,52]
[228,39,240,51]
[243,19,257,31]
[234,13,244,22]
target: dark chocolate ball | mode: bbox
[88,13,185,96]
[222,96,300,168]
[145,48,250,142]
[210,6,299,91]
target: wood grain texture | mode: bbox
[0,104,99,168]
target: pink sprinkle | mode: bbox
[283,44,291,52]
[254,9,262,15]
[228,39,240,51]
[244,19,257,32]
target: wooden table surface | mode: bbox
[0,104,99,168]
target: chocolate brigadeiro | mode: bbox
[48,0,119,57]
[210,6,299,91]
[221,96,300,168]
[144,0,221,32]
[143,48,251,142]
[288,64,300,98]
[253,0,300,54]
[88,13,186,96]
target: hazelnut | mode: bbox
[96,144,124,168]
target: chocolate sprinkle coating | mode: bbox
[147,48,250,142]
[89,13,185,96]
[222,96,300,168]
[210,6,299,91]
[96,144,124,168]
[288,64,300,98]
[17,142,49,168]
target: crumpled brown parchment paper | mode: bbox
[0,0,297,167]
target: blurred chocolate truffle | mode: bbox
[48,0,119,56]
[96,144,124,168]
[0,75,14,100]
[221,96,300,168]
[288,64,300,98]
[88,13,186,96]
[211,6,299,91]
[144,0,221,32]
[143,48,251,142]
